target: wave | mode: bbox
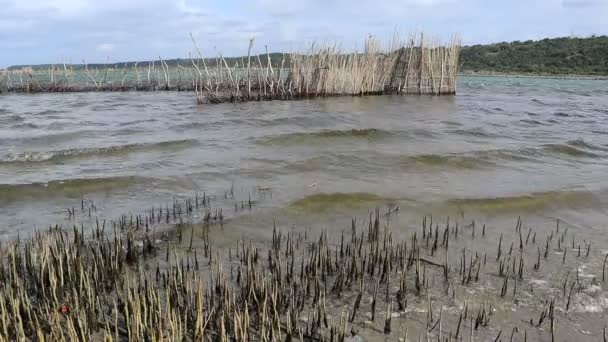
[449,128,502,139]
[519,119,545,126]
[401,154,494,170]
[401,149,539,171]
[284,153,383,174]
[542,143,600,158]
[531,98,550,106]
[36,109,65,116]
[403,142,605,170]
[566,139,608,152]
[283,141,604,176]
[0,176,143,203]
[288,192,388,213]
[0,114,25,124]
[1,139,197,164]
[1,130,98,146]
[447,189,602,214]
[257,128,394,145]
[12,122,40,129]
[118,118,158,127]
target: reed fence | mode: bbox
[0,33,461,104]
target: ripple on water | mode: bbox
[519,119,545,126]
[0,139,198,165]
[448,127,503,139]
[287,192,390,214]
[118,118,159,127]
[256,128,394,145]
[0,176,144,203]
[542,143,601,158]
[446,189,603,214]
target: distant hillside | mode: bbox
[8,36,608,76]
[460,36,608,75]
[7,54,289,71]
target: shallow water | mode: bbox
[1,76,608,237]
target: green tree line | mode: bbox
[460,35,608,75]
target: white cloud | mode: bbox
[96,43,115,52]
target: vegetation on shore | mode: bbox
[460,35,608,75]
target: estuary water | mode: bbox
[0,76,608,237]
[2,75,608,340]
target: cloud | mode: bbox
[1,0,607,67]
[96,43,115,52]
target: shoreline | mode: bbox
[459,72,608,80]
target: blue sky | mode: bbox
[1,0,607,67]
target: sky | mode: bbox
[0,0,607,67]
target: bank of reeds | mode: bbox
[194,33,461,103]
[0,33,461,103]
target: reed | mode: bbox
[1,189,606,341]
[0,32,461,105]
[193,32,461,104]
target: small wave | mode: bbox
[1,139,197,164]
[542,143,600,158]
[531,98,549,106]
[554,112,570,117]
[596,108,608,115]
[401,149,538,171]
[288,192,388,213]
[257,128,393,145]
[1,114,24,123]
[284,153,386,174]
[401,154,494,170]
[13,122,40,129]
[449,128,501,139]
[118,118,158,127]
[411,129,439,138]
[3,130,96,145]
[0,176,142,203]
[36,109,65,115]
[519,119,545,126]
[441,120,463,127]
[566,139,608,152]
[248,116,328,128]
[447,189,602,214]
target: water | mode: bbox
[1,76,607,236]
[2,76,608,340]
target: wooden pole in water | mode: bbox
[247,37,254,98]
[418,32,424,95]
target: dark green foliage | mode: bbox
[460,35,608,75]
